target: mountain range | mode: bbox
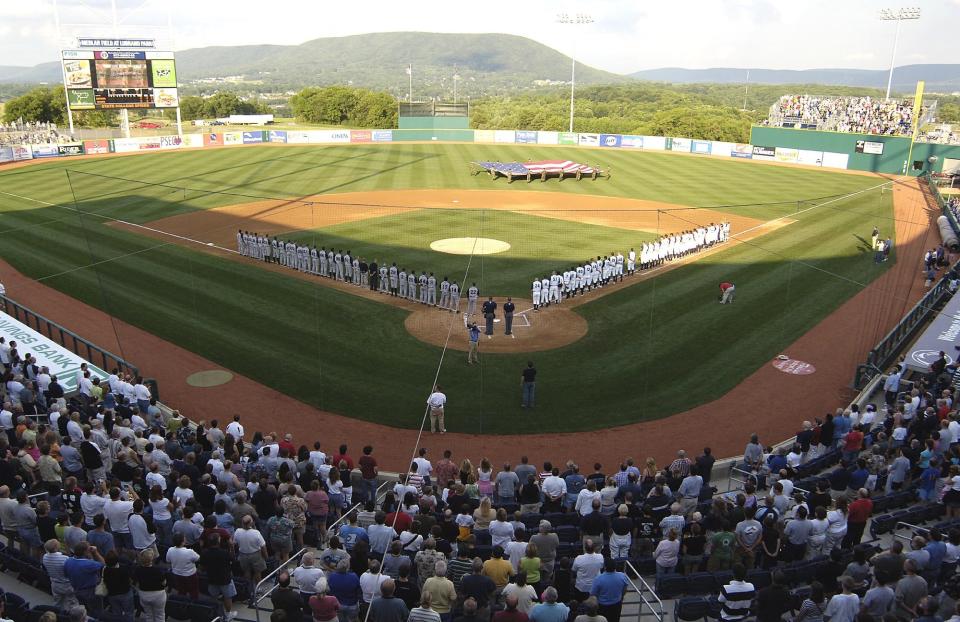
[1,32,958,95]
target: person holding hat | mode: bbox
[467,323,481,365]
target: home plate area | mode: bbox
[403,298,587,354]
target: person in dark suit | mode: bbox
[482,297,497,337]
[503,298,516,336]
[368,260,379,291]
[272,571,306,620]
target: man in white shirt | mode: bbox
[226,416,245,442]
[235,515,268,584]
[103,487,136,551]
[488,510,515,549]
[571,539,605,599]
[292,552,324,601]
[133,378,152,413]
[574,482,601,517]
[413,448,433,483]
[883,365,902,406]
[541,470,567,513]
[427,387,447,434]
[66,414,84,443]
[128,500,157,554]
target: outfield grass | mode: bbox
[0,144,893,433]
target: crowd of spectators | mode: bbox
[767,96,915,136]
[0,121,74,146]
[3,323,960,622]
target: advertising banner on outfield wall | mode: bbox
[515,130,537,144]
[203,133,221,147]
[268,130,287,143]
[691,140,711,155]
[494,130,516,143]
[558,132,578,145]
[643,136,666,150]
[224,132,243,145]
[112,138,138,153]
[12,145,33,161]
[474,130,496,143]
[0,146,13,164]
[285,131,310,144]
[537,131,559,145]
[731,144,753,159]
[599,134,622,147]
[314,130,351,143]
[350,130,372,143]
[711,142,734,158]
[138,138,162,150]
[671,137,691,153]
[32,144,60,158]
[855,140,884,155]
[774,147,799,163]
[372,130,392,142]
[57,143,85,156]
[0,312,108,393]
[160,135,184,149]
[242,131,264,144]
[797,150,824,166]
[83,139,111,154]
[752,145,776,161]
[621,135,643,148]
[183,134,203,148]
[578,133,599,146]
[821,152,849,170]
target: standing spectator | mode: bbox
[63,542,105,610]
[654,529,681,576]
[756,571,791,622]
[132,548,167,622]
[530,587,569,622]
[199,532,238,620]
[409,593,442,622]
[421,560,457,622]
[369,579,409,622]
[794,582,827,622]
[328,558,361,622]
[734,505,762,568]
[824,576,860,622]
[309,576,340,622]
[166,532,200,598]
[272,572,307,621]
[42,539,78,611]
[896,559,928,621]
[236,514,268,586]
[844,489,873,547]
[496,464,520,506]
[572,539,605,600]
[358,446,379,503]
[718,564,756,621]
[590,558,629,622]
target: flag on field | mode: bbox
[473,160,599,175]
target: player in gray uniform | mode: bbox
[352,257,361,285]
[379,265,389,293]
[389,263,399,296]
[532,278,542,310]
[562,270,572,300]
[466,283,479,316]
[286,240,297,267]
[343,251,352,282]
[407,271,417,301]
[326,249,335,277]
[318,247,328,276]
[449,282,461,312]
[262,236,270,261]
[334,251,344,280]
[398,268,408,298]
[237,230,245,256]
[427,273,437,306]
[418,272,429,304]
[549,272,561,304]
[271,237,280,263]
[310,247,319,274]
[540,277,550,306]
[439,277,450,310]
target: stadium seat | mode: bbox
[655,574,687,599]
[555,525,579,543]
[674,596,711,622]
[685,572,717,595]
[746,568,772,590]
[474,530,492,545]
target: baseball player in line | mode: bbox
[466,283,479,316]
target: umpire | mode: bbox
[482,297,497,337]
[503,297,515,336]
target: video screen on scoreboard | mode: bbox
[62,50,178,110]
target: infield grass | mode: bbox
[0,143,893,433]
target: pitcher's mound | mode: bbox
[430,237,511,255]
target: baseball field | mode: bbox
[0,143,896,434]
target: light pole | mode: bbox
[879,7,920,100]
[556,12,593,133]
[453,73,460,104]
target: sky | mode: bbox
[0,0,953,73]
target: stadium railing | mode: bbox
[1,294,139,378]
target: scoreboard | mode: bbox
[62,50,179,111]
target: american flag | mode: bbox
[474,160,598,175]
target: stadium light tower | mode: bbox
[556,12,594,133]
[879,7,920,100]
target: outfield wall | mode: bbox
[750,126,960,176]
[5,125,958,175]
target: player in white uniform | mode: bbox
[271,237,280,263]
[389,264,399,296]
[575,265,585,294]
[449,282,461,312]
[310,247,320,274]
[549,272,561,303]
[237,230,245,256]
[324,249,333,277]
[426,273,437,306]
[398,268,407,298]
[407,271,417,301]
[616,252,624,280]
[352,257,361,285]
[334,251,344,280]
[540,277,550,305]
[417,272,428,304]
[286,241,297,267]
[532,278,542,310]
[343,252,352,282]
[467,284,479,316]
[439,277,450,310]
[317,247,327,276]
